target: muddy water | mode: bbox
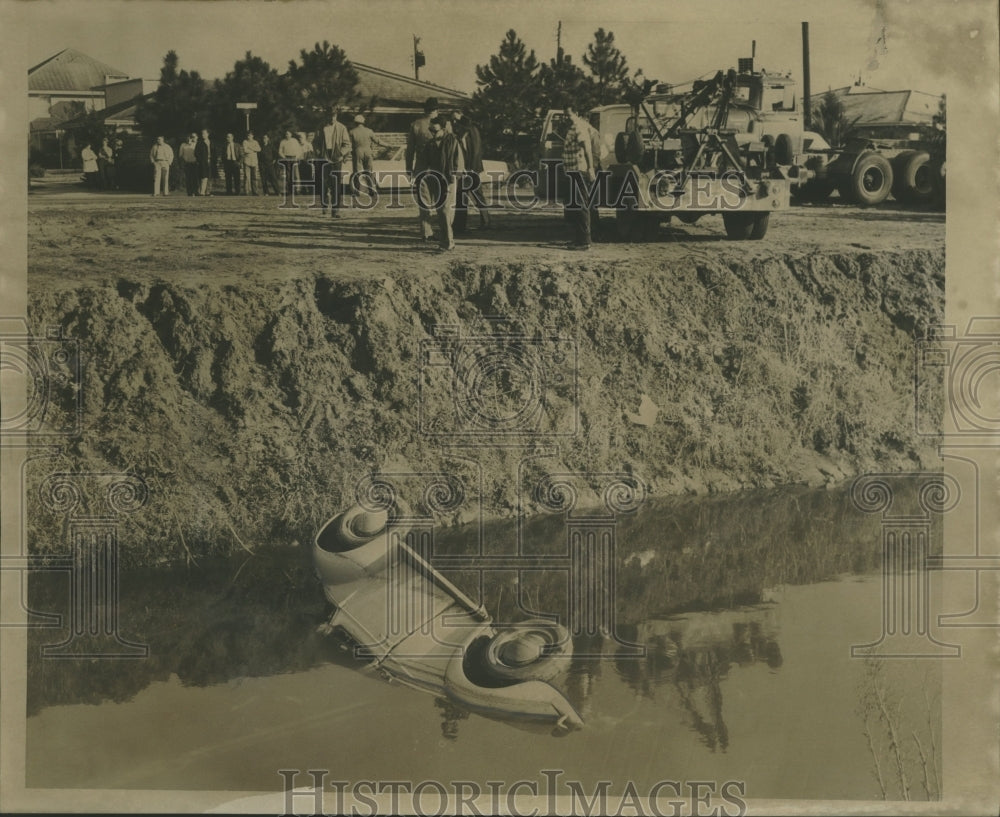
[24,482,941,800]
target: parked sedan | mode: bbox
[368,146,509,190]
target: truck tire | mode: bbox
[614,132,629,164]
[723,211,754,240]
[894,150,933,204]
[640,212,660,241]
[890,150,917,200]
[749,212,770,240]
[791,179,834,203]
[614,130,644,165]
[616,207,638,241]
[773,133,794,166]
[845,151,893,206]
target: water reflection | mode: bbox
[25,480,936,727]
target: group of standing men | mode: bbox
[167,130,280,197]
[405,97,491,251]
[138,99,501,251]
[80,137,121,190]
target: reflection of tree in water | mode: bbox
[857,656,941,801]
[434,697,470,741]
[612,611,783,753]
[675,649,728,752]
[564,635,607,718]
[25,548,343,715]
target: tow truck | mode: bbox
[538,61,809,241]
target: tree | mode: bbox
[539,53,589,113]
[469,30,544,166]
[811,90,857,148]
[285,41,360,132]
[135,51,213,140]
[582,28,630,106]
[211,52,292,138]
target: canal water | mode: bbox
[24,482,942,801]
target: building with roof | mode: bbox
[28,48,471,167]
[29,48,130,124]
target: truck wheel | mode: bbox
[896,151,933,204]
[749,212,770,240]
[890,150,917,201]
[774,133,794,166]
[722,211,754,240]
[614,131,644,165]
[616,207,638,241]
[931,159,946,210]
[791,179,833,203]
[614,132,629,164]
[848,151,893,206]
[640,212,660,241]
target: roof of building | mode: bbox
[29,48,129,94]
[353,62,468,109]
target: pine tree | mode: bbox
[582,28,630,106]
[811,90,857,148]
[469,30,544,165]
[135,51,212,140]
[539,53,589,113]
[211,52,291,138]
[285,41,360,132]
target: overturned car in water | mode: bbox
[313,503,583,733]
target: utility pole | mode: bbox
[413,35,425,80]
[801,22,812,130]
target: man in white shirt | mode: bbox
[149,136,174,196]
[278,130,303,197]
[223,133,242,195]
[242,132,261,195]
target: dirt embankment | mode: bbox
[26,245,943,565]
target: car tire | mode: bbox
[482,620,572,683]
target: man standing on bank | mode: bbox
[452,111,491,234]
[317,109,351,217]
[425,117,463,251]
[196,130,213,196]
[223,133,242,195]
[179,133,198,196]
[405,97,439,242]
[259,133,280,196]
[561,103,598,250]
[149,136,174,197]
[242,131,261,195]
[349,114,386,199]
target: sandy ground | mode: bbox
[27,178,944,289]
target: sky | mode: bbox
[19,0,987,101]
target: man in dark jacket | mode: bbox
[258,133,280,195]
[195,130,213,196]
[452,112,491,233]
[405,97,439,241]
[425,117,463,251]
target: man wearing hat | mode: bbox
[349,114,386,200]
[405,97,439,241]
[452,111,492,233]
[316,108,352,217]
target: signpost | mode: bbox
[236,102,257,133]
